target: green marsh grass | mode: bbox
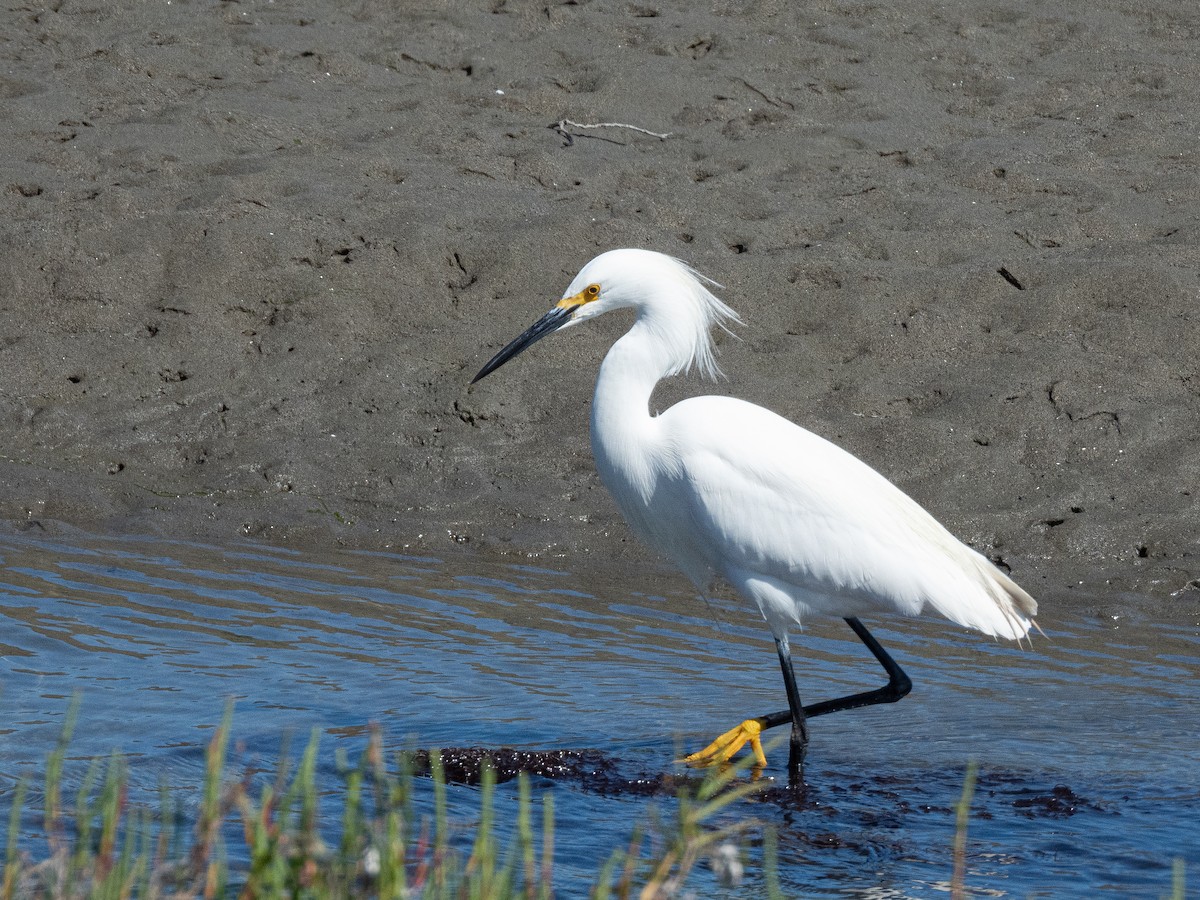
[2,708,1187,899]
[2,706,775,899]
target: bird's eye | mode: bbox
[585,284,600,299]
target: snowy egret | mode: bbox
[472,248,1037,778]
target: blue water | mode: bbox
[0,528,1196,896]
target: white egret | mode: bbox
[472,248,1037,778]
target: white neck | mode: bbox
[589,319,674,503]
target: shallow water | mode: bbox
[0,528,1196,896]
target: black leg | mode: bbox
[774,636,809,781]
[760,616,913,732]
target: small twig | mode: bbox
[997,266,1025,290]
[739,79,794,110]
[549,118,672,147]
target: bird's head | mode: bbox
[472,249,740,384]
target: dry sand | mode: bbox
[2,0,1197,620]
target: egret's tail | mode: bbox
[931,548,1038,641]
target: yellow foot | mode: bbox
[682,718,768,769]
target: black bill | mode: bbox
[472,306,574,383]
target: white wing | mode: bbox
[658,396,1036,639]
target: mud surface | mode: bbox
[2,0,1197,619]
[407,745,1110,822]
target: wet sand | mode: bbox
[2,0,1197,619]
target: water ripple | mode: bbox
[0,529,1196,896]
